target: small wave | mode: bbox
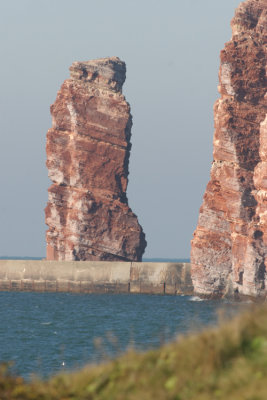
[189,296,206,302]
[40,322,52,325]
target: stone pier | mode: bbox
[0,260,192,295]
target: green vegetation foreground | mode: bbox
[2,305,267,399]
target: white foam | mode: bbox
[189,296,206,302]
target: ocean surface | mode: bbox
[0,291,245,380]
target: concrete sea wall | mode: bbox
[0,260,193,295]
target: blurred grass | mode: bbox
[2,304,267,399]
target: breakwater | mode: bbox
[0,260,192,295]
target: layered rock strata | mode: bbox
[191,0,267,297]
[45,57,146,261]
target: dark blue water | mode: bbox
[0,292,243,379]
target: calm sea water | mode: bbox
[0,292,245,380]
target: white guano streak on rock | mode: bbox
[67,102,78,136]
[48,168,64,185]
[221,63,235,96]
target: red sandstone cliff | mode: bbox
[45,57,146,261]
[191,0,267,297]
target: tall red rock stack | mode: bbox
[191,0,267,298]
[45,57,146,261]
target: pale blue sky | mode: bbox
[0,0,241,258]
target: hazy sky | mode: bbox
[0,0,241,258]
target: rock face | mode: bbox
[191,0,267,298]
[45,57,146,261]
